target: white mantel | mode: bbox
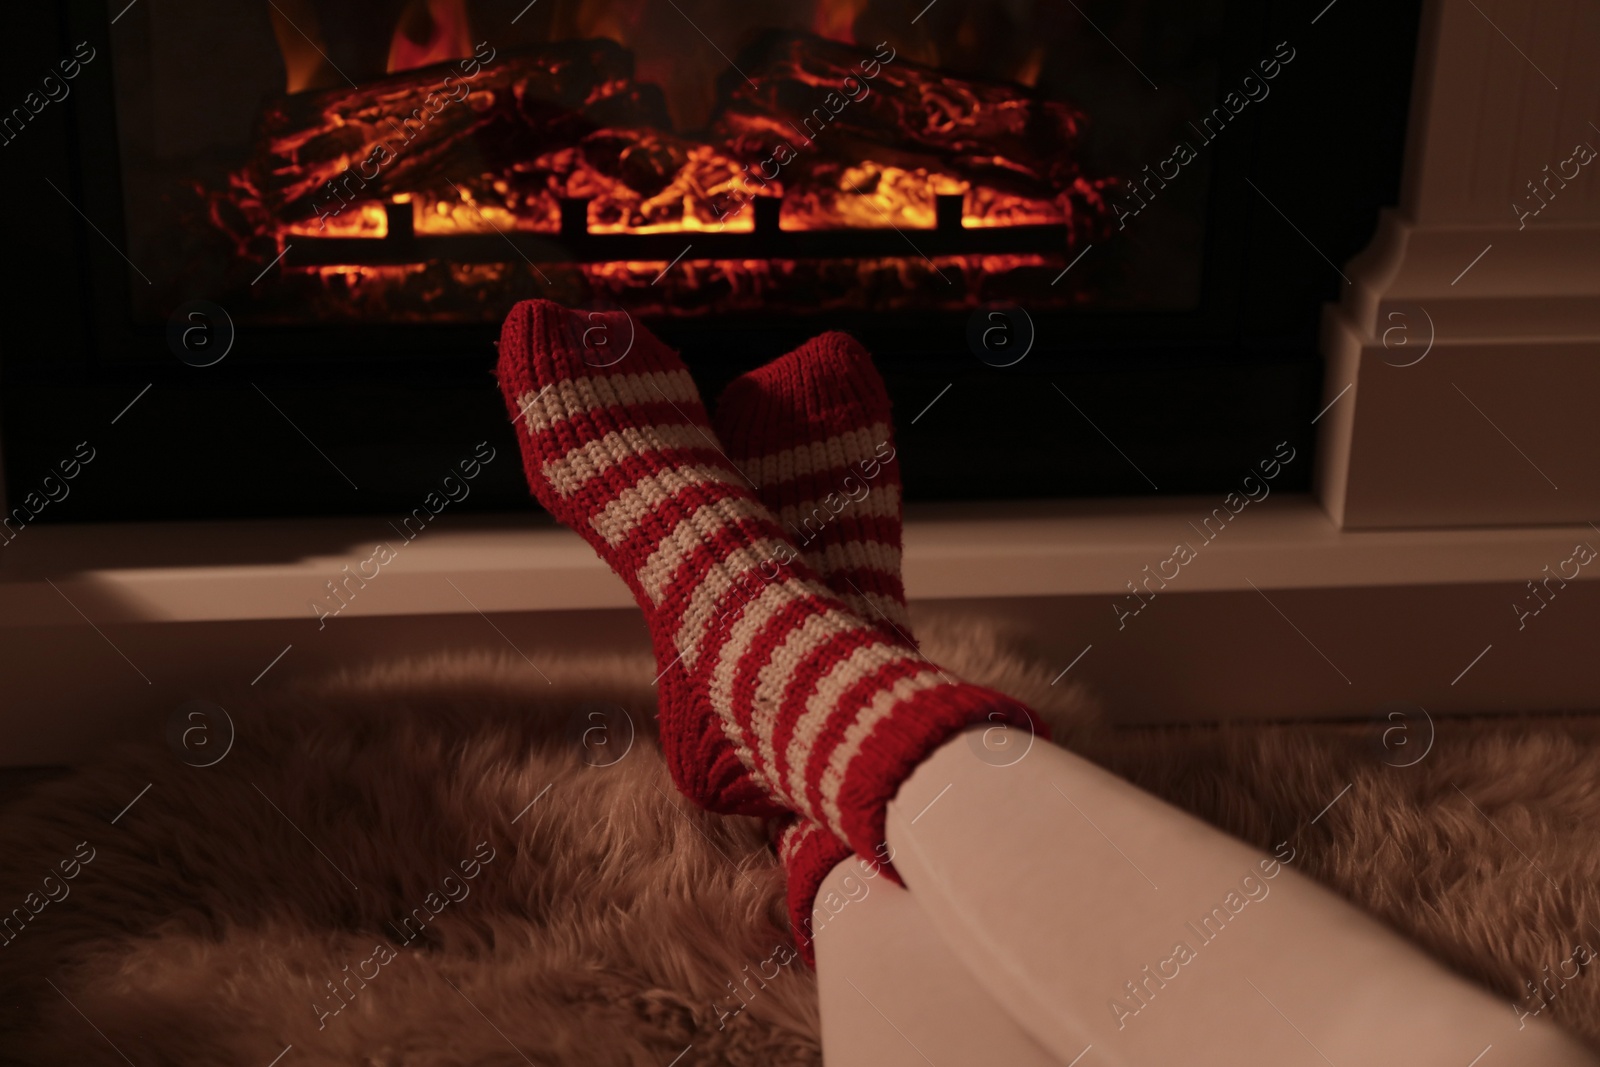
[1316,0,1600,529]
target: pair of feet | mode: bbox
[497,300,1041,960]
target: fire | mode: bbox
[267,0,332,94]
[566,0,650,46]
[217,29,1112,322]
[812,0,870,43]
[1015,47,1045,89]
[292,251,1069,325]
[778,163,1065,231]
[386,0,474,74]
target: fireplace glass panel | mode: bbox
[111,0,1228,326]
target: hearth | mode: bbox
[2,0,1423,520]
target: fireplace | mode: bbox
[119,0,1191,324]
[2,0,1423,520]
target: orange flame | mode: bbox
[268,0,331,93]
[1015,47,1045,88]
[812,0,869,44]
[387,0,474,75]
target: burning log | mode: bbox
[556,128,753,232]
[718,33,1084,178]
[208,28,1113,319]
[710,31,1111,235]
[211,39,673,247]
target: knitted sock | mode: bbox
[714,332,908,963]
[714,332,910,640]
[773,816,864,963]
[496,299,1040,864]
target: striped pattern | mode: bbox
[716,345,911,640]
[590,464,744,547]
[743,423,893,485]
[713,331,918,962]
[769,813,852,964]
[496,301,1037,877]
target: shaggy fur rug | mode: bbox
[1,617,1598,1065]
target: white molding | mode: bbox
[1316,0,1600,528]
[1403,0,1600,228]
[4,504,1597,766]
[2,500,1596,626]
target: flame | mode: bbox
[282,201,391,239]
[268,0,331,93]
[771,163,1064,231]
[223,31,1112,322]
[812,0,869,43]
[566,0,649,45]
[1015,47,1045,89]
[387,0,473,75]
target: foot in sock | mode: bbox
[496,299,1041,867]
[714,333,911,641]
[714,332,910,962]
[772,816,861,962]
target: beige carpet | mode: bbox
[1,617,1597,1064]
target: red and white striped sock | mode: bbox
[714,332,910,962]
[714,332,911,640]
[497,299,1040,866]
[772,816,853,962]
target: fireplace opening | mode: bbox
[3,0,1423,521]
[114,0,1222,326]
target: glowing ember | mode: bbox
[282,251,1073,325]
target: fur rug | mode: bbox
[1,617,1597,1064]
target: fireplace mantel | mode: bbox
[1316,0,1600,528]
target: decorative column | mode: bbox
[1316,0,1600,528]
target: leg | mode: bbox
[497,301,1594,1063]
[812,854,1061,1067]
[884,728,1599,1065]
